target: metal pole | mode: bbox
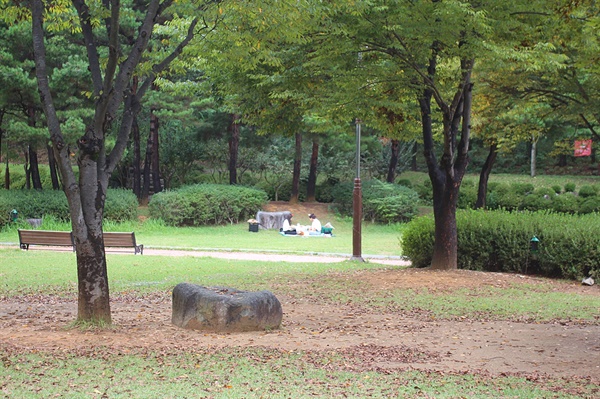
[351,118,364,262]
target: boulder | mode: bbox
[256,211,292,230]
[171,283,283,332]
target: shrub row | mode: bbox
[0,189,138,227]
[149,184,268,226]
[330,179,419,223]
[410,179,600,215]
[401,209,599,281]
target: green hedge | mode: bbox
[0,188,138,227]
[330,179,419,223]
[148,184,268,226]
[401,209,600,281]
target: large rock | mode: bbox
[256,211,292,230]
[171,283,283,332]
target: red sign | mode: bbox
[574,140,592,157]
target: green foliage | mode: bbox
[148,184,268,226]
[402,210,600,280]
[331,179,419,223]
[457,180,477,209]
[0,189,138,227]
[577,184,598,198]
[103,189,138,222]
[551,185,561,194]
[564,182,576,192]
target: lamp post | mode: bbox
[351,118,364,262]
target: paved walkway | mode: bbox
[2,242,410,267]
[144,248,411,266]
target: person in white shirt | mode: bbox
[308,213,321,234]
[282,213,294,232]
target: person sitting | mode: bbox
[281,213,296,234]
[308,213,321,235]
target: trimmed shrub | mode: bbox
[457,181,477,210]
[0,188,138,228]
[104,189,138,222]
[401,210,600,281]
[149,184,268,226]
[578,184,598,198]
[564,182,576,193]
[578,197,600,214]
[552,193,579,214]
[331,179,419,223]
[551,185,562,194]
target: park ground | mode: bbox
[1,202,599,394]
[1,256,599,385]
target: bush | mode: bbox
[457,181,477,210]
[104,189,138,222]
[578,184,598,198]
[402,210,600,280]
[578,197,600,214]
[149,184,268,226]
[413,179,433,204]
[331,179,419,223]
[552,193,579,214]
[564,182,576,193]
[551,185,562,194]
[0,188,138,228]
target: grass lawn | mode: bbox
[0,216,406,257]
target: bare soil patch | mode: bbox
[1,268,599,383]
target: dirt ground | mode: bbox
[1,202,599,384]
[1,259,599,384]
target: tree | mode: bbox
[21,0,221,323]
[298,0,564,269]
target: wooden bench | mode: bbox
[18,229,75,251]
[18,230,143,254]
[103,232,143,255]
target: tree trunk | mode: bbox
[24,148,30,189]
[530,137,537,177]
[140,130,153,206]
[228,114,240,185]
[411,142,418,171]
[150,110,162,194]
[290,132,302,203]
[132,116,142,200]
[386,139,400,183]
[29,145,43,190]
[420,58,473,271]
[306,137,319,202]
[474,144,497,209]
[4,157,9,190]
[558,154,567,167]
[74,230,111,322]
[47,144,61,190]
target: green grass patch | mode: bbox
[0,347,596,398]
[0,217,406,257]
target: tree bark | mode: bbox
[530,137,537,177]
[140,129,153,206]
[24,148,30,189]
[474,144,497,209]
[132,116,142,200]
[420,56,473,271]
[386,139,400,183]
[306,137,319,201]
[28,145,43,190]
[290,132,302,203]
[47,144,61,190]
[411,142,418,171]
[150,109,162,194]
[228,114,240,185]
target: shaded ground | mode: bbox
[1,267,599,383]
